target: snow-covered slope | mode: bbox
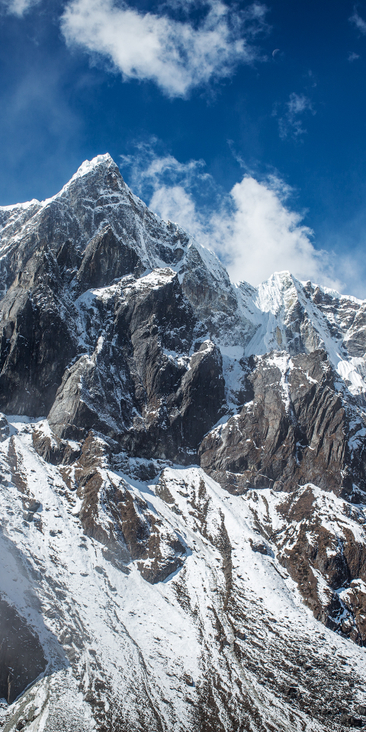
[1,155,366,731]
[1,418,366,732]
[238,270,366,398]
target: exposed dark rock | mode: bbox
[32,427,81,465]
[0,596,46,704]
[255,485,366,644]
[7,436,28,494]
[0,413,9,442]
[199,350,364,499]
[176,341,225,449]
[48,269,225,462]
[0,245,76,415]
[76,226,143,292]
[59,431,187,583]
[56,239,82,273]
[250,539,273,556]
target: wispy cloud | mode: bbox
[348,51,360,61]
[1,0,40,15]
[61,0,269,98]
[350,8,366,34]
[277,92,315,140]
[0,60,82,203]
[121,144,340,289]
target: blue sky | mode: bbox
[1,0,366,294]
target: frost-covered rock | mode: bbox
[199,349,366,500]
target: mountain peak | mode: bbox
[70,152,118,182]
[54,153,122,199]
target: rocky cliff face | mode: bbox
[1,155,366,732]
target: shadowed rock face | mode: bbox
[0,597,46,704]
[0,156,227,456]
[199,350,365,501]
[76,226,143,292]
[0,245,76,415]
[46,269,225,462]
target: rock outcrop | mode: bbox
[199,349,366,501]
[0,596,46,704]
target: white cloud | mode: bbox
[122,147,340,289]
[348,51,360,61]
[287,93,312,116]
[214,177,332,286]
[350,8,366,34]
[277,92,315,140]
[61,0,268,97]
[151,184,199,231]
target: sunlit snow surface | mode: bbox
[237,270,366,397]
[0,419,365,732]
